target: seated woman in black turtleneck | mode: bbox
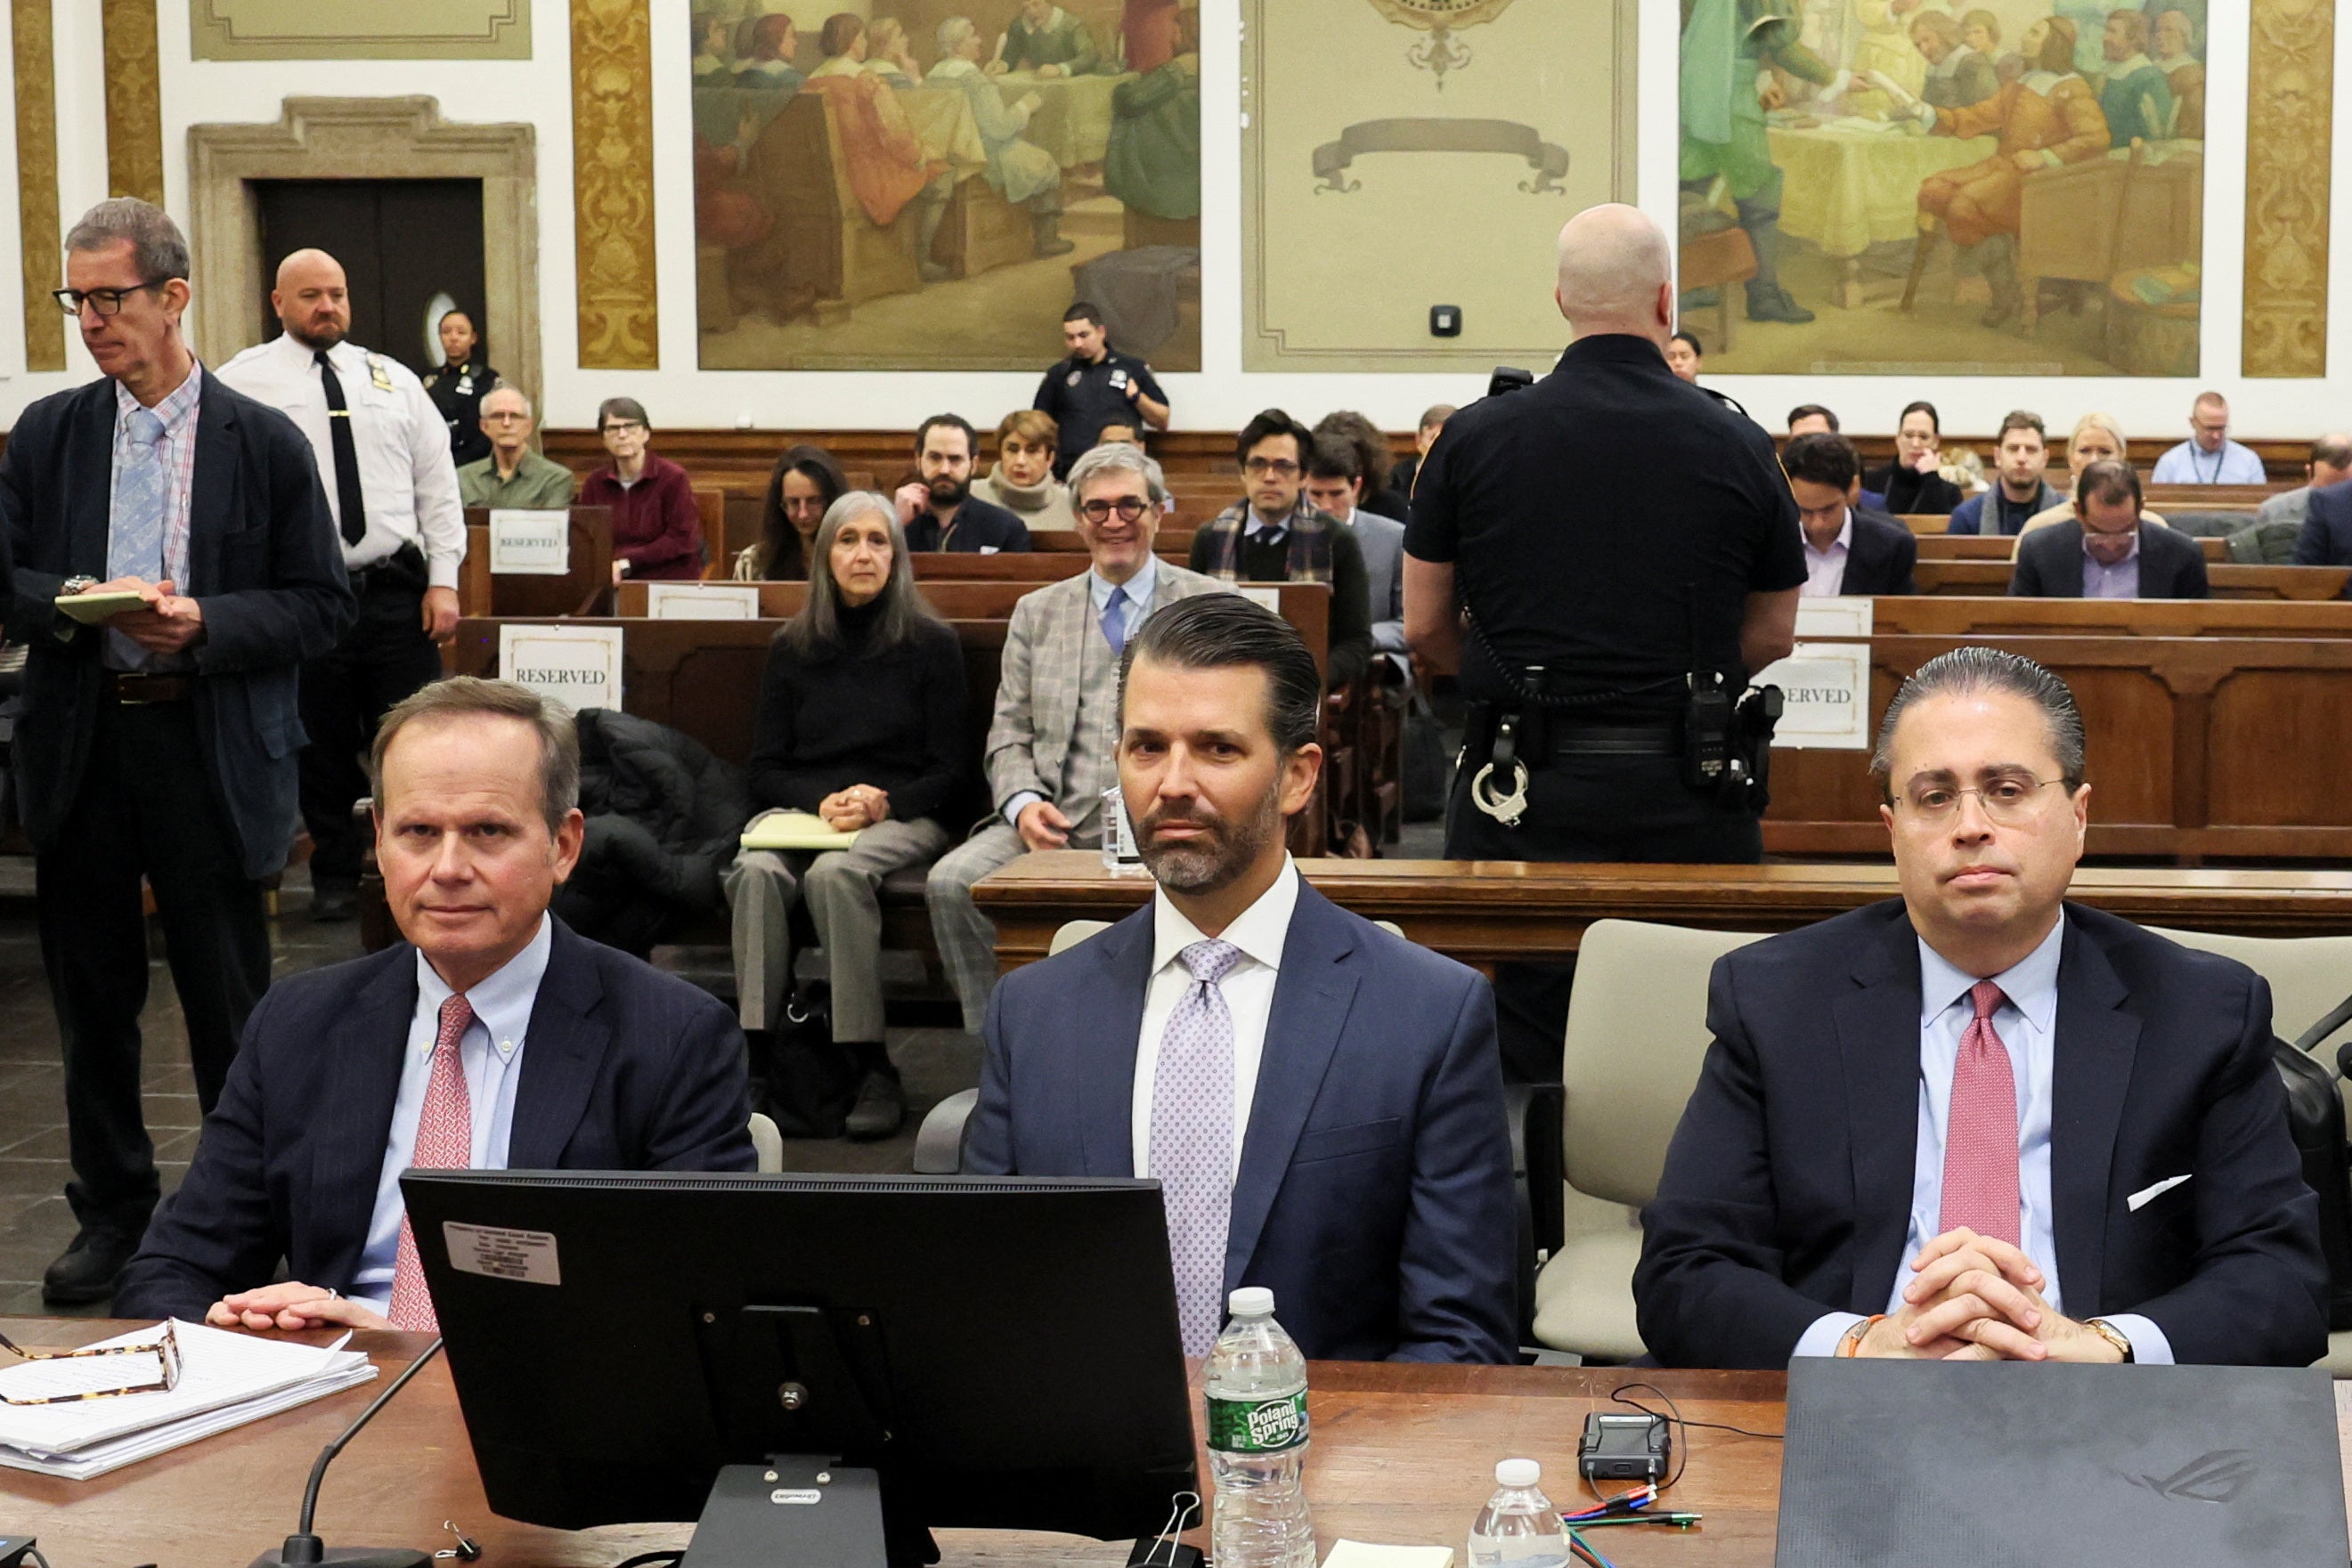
[723,492,968,1140]
[1862,399,1965,517]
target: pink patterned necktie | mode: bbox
[1151,939,1242,1355]
[1938,979,2022,1245]
[387,994,477,1332]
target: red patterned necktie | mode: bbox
[387,994,477,1332]
[1938,979,2021,1245]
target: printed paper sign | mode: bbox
[647,582,761,620]
[487,509,570,575]
[1237,586,1282,611]
[1756,641,1871,751]
[499,623,623,712]
[1795,597,1874,640]
[442,1223,561,1286]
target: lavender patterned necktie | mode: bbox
[1152,938,1242,1355]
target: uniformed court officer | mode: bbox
[1404,204,1803,1082]
[423,306,499,468]
[217,248,466,922]
[1032,302,1168,476]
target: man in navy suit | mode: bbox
[2011,460,2209,599]
[117,678,754,1329]
[1784,433,1918,597]
[1637,648,2326,1369]
[0,198,354,1303]
[966,595,1518,1363]
[2291,470,2352,589]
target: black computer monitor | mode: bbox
[400,1171,1199,1567]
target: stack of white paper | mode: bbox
[0,1319,378,1480]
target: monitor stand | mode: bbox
[678,1457,888,1568]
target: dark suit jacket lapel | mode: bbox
[1080,910,1153,1178]
[507,921,614,1169]
[313,948,421,1263]
[2048,909,2138,1317]
[1226,882,1358,1291]
[185,378,237,596]
[1833,908,1927,1311]
[1839,524,1879,596]
[69,385,116,576]
[2055,532,2087,597]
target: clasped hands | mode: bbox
[207,1280,390,1333]
[1851,1228,2124,1362]
[80,575,204,654]
[818,784,890,832]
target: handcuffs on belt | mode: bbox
[1469,714,1530,827]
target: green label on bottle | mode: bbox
[1207,1391,1309,1454]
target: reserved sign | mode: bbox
[1757,641,1871,751]
[487,509,571,575]
[499,623,623,712]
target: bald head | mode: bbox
[1554,204,1674,345]
[272,248,351,351]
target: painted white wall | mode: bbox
[8,0,2348,441]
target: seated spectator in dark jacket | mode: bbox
[893,413,1033,553]
[2291,458,2352,590]
[1786,404,1886,509]
[736,443,849,581]
[2013,459,2209,600]
[577,396,705,581]
[1786,432,1918,597]
[1389,402,1458,498]
[1949,410,2063,535]
[1192,408,1372,690]
[725,492,968,1141]
[1864,400,1965,516]
[1315,409,1409,523]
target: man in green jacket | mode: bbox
[991,0,1100,76]
[1680,0,1847,324]
[457,386,578,510]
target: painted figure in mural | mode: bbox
[1911,12,1998,110]
[1106,6,1201,222]
[2096,9,2174,146]
[692,12,731,79]
[932,18,1077,260]
[990,0,1103,77]
[864,17,925,86]
[735,13,805,93]
[2152,7,2202,138]
[1123,0,1183,74]
[1679,0,1851,326]
[1883,18,2109,329]
[805,15,954,277]
[1850,0,1927,104]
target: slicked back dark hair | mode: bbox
[1236,409,1314,467]
[2074,457,2142,511]
[1119,594,1322,756]
[1782,432,1861,491]
[1871,646,2086,800]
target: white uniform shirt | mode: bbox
[216,333,467,589]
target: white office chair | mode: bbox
[1531,919,1770,1362]
[748,1111,784,1174]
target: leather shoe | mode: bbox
[844,1070,907,1141]
[309,881,358,922]
[43,1228,139,1305]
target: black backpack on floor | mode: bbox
[2271,992,2352,1331]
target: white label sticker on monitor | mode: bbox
[443,1222,563,1286]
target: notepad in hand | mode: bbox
[1322,1543,1454,1568]
[740,811,861,851]
[53,590,148,624]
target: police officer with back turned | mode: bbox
[1404,204,1803,1083]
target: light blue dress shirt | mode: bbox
[1001,555,1161,829]
[2081,532,2141,599]
[1792,915,2174,1362]
[2151,438,2267,485]
[348,917,554,1310]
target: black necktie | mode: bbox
[315,350,367,547]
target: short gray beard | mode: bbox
[1138,776,1286,895]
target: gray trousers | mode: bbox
[724,813,951,1043]
[926,816,1102,1033]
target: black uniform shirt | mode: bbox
[424,359,497,468]
[1032,347,1167,472]
[1405,335,1804,716]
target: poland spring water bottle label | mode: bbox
[1207,1392,1309,1454]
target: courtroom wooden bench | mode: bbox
[1866,595,2352,638]
[456,507,614,619]
[1912,561,2350,600]
[1915,534,2228,563]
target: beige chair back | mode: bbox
[2142,927,2352,1057]
[748,1111,784,1174]
[1562,920,1770,1206]
[1050,919,1112,955]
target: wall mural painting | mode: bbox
[1680,0,2206,375]
[691,1,1201,371]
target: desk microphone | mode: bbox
[248,1336,445,1568]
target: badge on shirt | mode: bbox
[1110,369,1129,389]
[1066,370,1082,386]
[366,354,395,393]
[455,374,474,396]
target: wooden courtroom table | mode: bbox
[1915,533,2229,563]
[1913,560,2352,599]
[970,854,2352,971]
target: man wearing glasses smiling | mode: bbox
[1637,647,2326,1370]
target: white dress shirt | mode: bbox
[1800,510,1853,597]
[1132,857,1300,1178]
[1793,915,2174,1362]
[348,917,553,1310]
[214,332,467,588]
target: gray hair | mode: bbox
[65,198,190,283]
[937,15,978,54]
[480,382,533,419]
[370,678,581,836]
[1870,647,2086,800]
[1066,441,1170,508]
[782,491,942,657]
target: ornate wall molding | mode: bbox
[2243,0,2332,377]
[189,0,530,61]
[568,0,657,370]
[185,98,541,411]
[102,0,165,205]
[12,0,61,371]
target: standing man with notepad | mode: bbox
[217,248,468,923]
[0,199,353,1306]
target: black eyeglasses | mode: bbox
[1079,497,1152,523]
[1243,458,1300,478]
[53,281,169,318]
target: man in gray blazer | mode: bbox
[927,443,1228,1031]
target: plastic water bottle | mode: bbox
[1101,784,1143,871]
[1204,1288,1315,1568]
[1467,1459,1570,1568]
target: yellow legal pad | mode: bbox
[739,811,861,852]
[53,591,148,624]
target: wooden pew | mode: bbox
[1898,513,1952,535]
[1765,631,2352,863]
[1867,596,2352,638]
[2144,483,2282,515]
[456,507,614,618]
[1912,560,2350,600]
[1031,527,1198,556]
[973,853,2352,972]
[1914,534,2227,563]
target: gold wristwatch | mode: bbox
[2084,1318,2135,1363]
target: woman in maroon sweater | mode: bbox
[578,396,704,581]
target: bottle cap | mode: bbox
[1494,1458,1541,1489]
[1227,1287,1275,1318]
